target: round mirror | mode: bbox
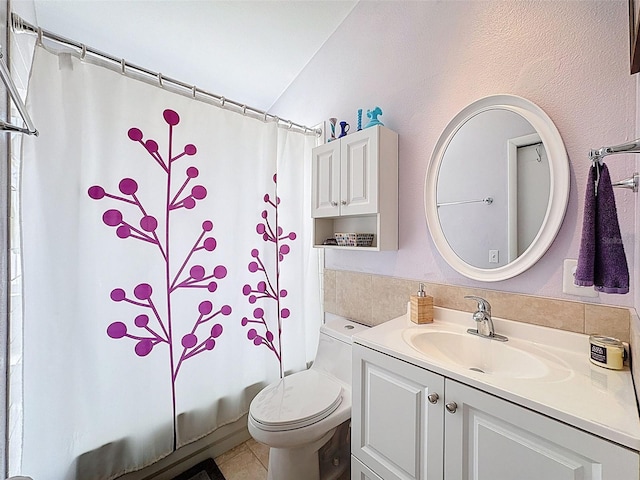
[424,95,569,281]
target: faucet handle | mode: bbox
[464,295,491,314]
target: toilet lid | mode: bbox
[249,369,343,432]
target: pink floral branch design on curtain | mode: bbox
[241,174,296,378]
[88,109,231,447]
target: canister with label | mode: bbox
[589,335,625,370]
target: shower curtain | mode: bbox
[13,45,320,480]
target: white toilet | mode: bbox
[248,317,369,480]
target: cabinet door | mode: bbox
[353,344,445,480]
[444,380,640,480]
[340,129,379,215]
[352,455,384,480]
[311,141,341,217]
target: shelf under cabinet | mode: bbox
[315,245,378,251]
[313,214,396,251]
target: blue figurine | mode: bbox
[364,106,384,128]
[339,121,350,138]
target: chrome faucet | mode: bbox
[464,295,508,342]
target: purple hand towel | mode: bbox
[575,163,629,294]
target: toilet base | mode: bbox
[266,428,336,480]
[318,421,350,480]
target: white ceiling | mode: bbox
[26,0,357,112]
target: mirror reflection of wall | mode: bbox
[511,138,550,260]
[437,109,549,269]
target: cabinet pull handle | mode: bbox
[427,393,439,404]
[331,201,338,207]
[445,402,458,414]
[341,200,347,205]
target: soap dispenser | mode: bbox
[411,283,433,324]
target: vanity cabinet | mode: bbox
[352,343,444,480]
[352,343,639,480]
[444,380,638,479]
[352,455,384,480]
[311,125,398,250]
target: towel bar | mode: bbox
[0,49,37,135]
[590,138,640,161]
[436,196,493,207]
[588,139,639,194]
[612,173,639,193]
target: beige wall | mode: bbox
[324,269,631,343]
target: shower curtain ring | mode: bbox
[192,85,197,98]
[242,105,247,115]
[36,27,43,46]
[287,120,293,129]
[220,97,226,107]
[121,59,126,74]
[80,44,86,60]
[158,73,164,87]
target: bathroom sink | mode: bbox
[402,329,570,381]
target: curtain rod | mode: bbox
[10,13,322,137]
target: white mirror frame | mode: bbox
[424,94,569,282]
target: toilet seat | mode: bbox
[249,369,343,432]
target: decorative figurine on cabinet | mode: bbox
[364,106,384,128]
[328,117,337,142]
[339,121,350,138]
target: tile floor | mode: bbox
[215,438,269,480]
[214,439,350,480]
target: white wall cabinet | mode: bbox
[311,125,398,250]
[352,344,639,480]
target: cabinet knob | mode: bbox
[445,402,458,414]
[427,393,439,404]
[331,201,338,207]
[341,200,347,205]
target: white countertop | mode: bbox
[352,305,640,451]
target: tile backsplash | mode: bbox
[323,269,631,343]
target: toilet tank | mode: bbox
[312,317,369,385]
